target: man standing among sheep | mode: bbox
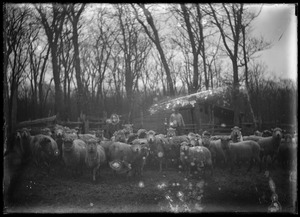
[169,108,185,136]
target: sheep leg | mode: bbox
[165,159,169,170]
[187,165,191,177]
[140,160,145,176]
[229,160,234,174]
[271,154,277,168]
[247,158,254,172]
[159,159,163,173]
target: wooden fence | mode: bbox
[16,113,296,136]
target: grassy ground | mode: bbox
[4,161,297,213]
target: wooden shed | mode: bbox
[135,87,246,135]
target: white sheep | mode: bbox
[85,138,106,182]
[230,126,243,142]
[208,139,227,167]
[62,136,86,177]
[180,142,213,177]
[243,135,264,142]
[257,128,283,169]
[221,138,261,173]
[146,130,166,172]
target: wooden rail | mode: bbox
[17,115,57,128]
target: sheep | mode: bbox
[254,130,263,137]
[111,130,127,143]
[165,129,189,168]
[146,130,166,172]
[85,138,106,182]
[4,131,32,204]
[187,132,202,147]
[77,133,98,143]
[201,131,211,148]
[137,129,148,139]
[262,130,272,137]
[62,136,86,177]
[99,140,114,162]
[276,134,296,169]
[210,135,230,141]
[180,142,213,177]
[243,135,264,142]
[208,139,227,168]
[257,128,283,169]
[221,138,261,173]
[28,132,60,173]
[96,130,109,141]
[126,133,138,144]
[167,128,189,144]
[230,126,243,142]
[122,124,134,134]
[53,125,65,158]
[129,138,150,176]
[40,128,53,137]
[108,142,146,177]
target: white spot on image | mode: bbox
[138,181,145,188]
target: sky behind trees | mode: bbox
[254,4,297,81]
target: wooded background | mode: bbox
[3,3,297,137]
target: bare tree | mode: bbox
[132,4,175,96]
[58,18,74,120]
[88,7,118,113]
[27,23,51,118]
[209,3,245,125]
[5,4,32,135]
[114,4,152,121]
[67,3,86,117]
[180,4,202,92]
[35,3,67,120]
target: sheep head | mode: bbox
[272,128,283,140]
[231,126,243,142]
[86,138,98,154]
[167,128,176,137]
[62,137,74,152]
[146,130,156,144]
[220,137,231,151]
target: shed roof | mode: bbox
[149,87,230,114]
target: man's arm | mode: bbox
[180,114,185,127]
[169,114,175,124]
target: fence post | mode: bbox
[85,119,89,134]
[194,103,201,133]
[140,110,144,128]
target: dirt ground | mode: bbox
[3,160,297,213]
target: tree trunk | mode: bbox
[196,5,209,90]
[8,81,18,136]
[232,59,240,126]
[39,81,44,117]
[181,4,199,93]
[50,43,63,119]
[134,4,175,96]
[72,23,85,117]
[242,25,257,129]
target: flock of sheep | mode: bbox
[4,123,297,203]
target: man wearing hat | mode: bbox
[169,107,185,136]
